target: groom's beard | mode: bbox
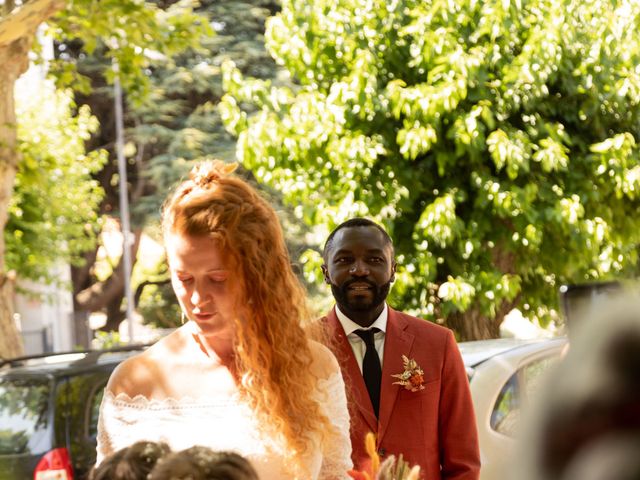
[330,278,392,314]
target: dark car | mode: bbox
[0,345,148,480]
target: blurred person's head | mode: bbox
[149,446,259,480]
[559,435,640,480]
[90,441,170,480]
[517,293,640,480]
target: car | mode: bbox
[0,345,148,480]
[458,337,568,480]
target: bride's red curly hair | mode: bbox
[162,160,331,475]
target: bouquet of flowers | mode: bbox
[347,433,421,480]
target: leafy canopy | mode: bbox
[221,0,640,326]
[9,0,211,288]
[8,82,107,285]
[48,0,212,104]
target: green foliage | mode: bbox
[134,255,181,329]
[7,84,107,285]
[38,0,292,329]
[137,281,182,329]
[123,0,288,327]
[47,0,212,104]
[222,0,640,326]
[92,330,125,349]
[132,0,283,224]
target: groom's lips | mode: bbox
[347,282,375,296]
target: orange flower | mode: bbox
[347,432,422,479]
[365,432,380,474]
[391,355,426,392]
[348,470,371,480]
[409,373,424,388]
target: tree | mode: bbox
[0,0,210,356]
[132,0,310,328]
[0,0,66,359]
[221,0,640,339]
[8,83,107,287]
[57,0,284,334]
[44,0,212,343]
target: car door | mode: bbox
[54,370,111,480]
[472,340,566,480]
[0,374,54,480]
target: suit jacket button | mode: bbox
[378,448,386,457]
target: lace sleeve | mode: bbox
[95,390,118,465]
[95,390,161,466]
[316,372,353,479]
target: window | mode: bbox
[490,354,561,437]
[88,385,106,439]
[491,374,520,436]
[0,378,51,454]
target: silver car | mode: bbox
[459,337,568,480]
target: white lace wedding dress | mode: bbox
[96,371,353,479]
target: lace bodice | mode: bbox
[96,372,352,479]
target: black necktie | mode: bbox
[355,328,382,417]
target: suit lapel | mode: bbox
[326,309,378,433]
[378,308,415,442]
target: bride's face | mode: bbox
[165,232,239,338]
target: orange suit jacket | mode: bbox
[323,306,481,480]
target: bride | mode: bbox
[96,161,352,479]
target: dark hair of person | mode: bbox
[89,441,171,480]
[149,446,259,480]
[322,217,394,260]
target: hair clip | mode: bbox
[190,160,238,188]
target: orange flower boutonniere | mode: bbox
[391,355,425,392]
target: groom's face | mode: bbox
[322,226,396,327]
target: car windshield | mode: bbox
[0,377,50,454]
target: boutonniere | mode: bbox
[391,355,425,392]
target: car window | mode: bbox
[490,373,520,436]
[88,385,106,439]
[56,372,107,442]
[521,356,558,401]
[490,353,561,437]
[0,377,50,454]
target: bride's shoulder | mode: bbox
[307,340,341,381]
[105,328,186,397]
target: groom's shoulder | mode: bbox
[389,308,454,340]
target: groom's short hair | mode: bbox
[323,217,394,261]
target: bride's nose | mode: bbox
[190,284,212,306]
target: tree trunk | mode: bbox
[445,297,520,341]
[0,37,32,359]
[0,0,66,358]
[0,271,21,358]
[73,227,142,339]
[104,294,126,332]
[444,245,521,341]
[445,307,502,341]
[71,310,91,349]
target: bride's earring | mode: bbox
[181,311,186,325]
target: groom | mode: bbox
[321,218,480,479]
